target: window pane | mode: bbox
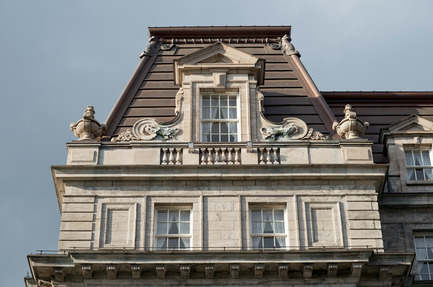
[414,151,423,165]
[228,123,237,133]
[211,96,219,107]
[417,248,428,260]
[156,237,167,249]
[168,222,179,234]
[263,237,274,248]
[252,221,262,234]
[202,134,210,142]
[202,122,211,134]
[423,151,431,165]
[405,151,414,166]
[229,96,236,107]
[211,123,219,133]
[274,210,284,220]
[425,169,433,181]
[221,122,228,133]
[274,222,284,233]
[229,108,237,119]
[426,236,433,247]
[220,107,228,119]
[252,237,262,248]
[157,222,167,235]
[180,210,190,221]
[180,223,189,234]
[263,221,274,233]
[415,237,426,248]
[220,96,228,107]
[169,210,179,222]
[202,96,210,107]
[416,168,425,180]
[419,262,429,273]
[408,168,416,180]
[230,135,237,142]
[168,238,178,249]
[221,135,228,142]
[211,108,219,119]
[276,236,285,248]
[202,107,210,119]
[211,135,219,142]
[263,209,272,221]
[251,210,261,221]
[180,237,190,248]
[158,210,167,222]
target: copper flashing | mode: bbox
[322,91,433,101]
[149,26,291,39]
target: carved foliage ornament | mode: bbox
[332,104,369,139]
[70,106,106,141]
[113,119,179,142]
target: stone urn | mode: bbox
[332,104,369,139]
[70,106,106,141]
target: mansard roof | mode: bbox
[104,26,337,142]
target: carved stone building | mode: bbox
[26,26,433,286]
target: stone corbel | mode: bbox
[332,104,369,139]
[230,264,240,279]
[213,72,227,88]
[155,266,166,279]
[70,106,106,141]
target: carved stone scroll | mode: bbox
[113,118,180,142]
[261,117,308,140]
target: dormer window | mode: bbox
[405,149,433,181]
[201,94,239,142]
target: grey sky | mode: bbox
[1,0,432,285]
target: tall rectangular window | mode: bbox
[201,94,238,142]
[405,149,433,181]
[251,208,286,249]
[155,209,191,250]
[415,234,433,280]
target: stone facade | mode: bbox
[26,26,430,287]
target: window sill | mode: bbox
[406,180,433,185]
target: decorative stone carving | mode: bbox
[112,118,180,142]
[268,42,282,50]
[139,36,160,58]
[261,118,307,140]
[282,34,299,56]
[160,39,175,51]
[332,104,369,139]
[70,106,106,141]
[303,128,329,140]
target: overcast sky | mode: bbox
[1,0,433,285]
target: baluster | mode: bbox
[228,148,234,164]
[259,148,265,164]
[221,148,227,164]
[272,148,279,164]
[234,148,241,164]
[266,148,272,165]
[175,148,182,165]
[162,148,168,164]
[169,149,175,165]
[200,148,206,165]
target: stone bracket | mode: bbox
[180,265,191,279]
[82,265,92,279]
[303,264,313,278]
[205,265,215,279]
[131,265,141,279]
[328,264,338,278]
[254,264,264,279]
[278,264,289,279]
[230,264,240,279]
[156,265,166,279]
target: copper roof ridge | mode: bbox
[148,26,291,39]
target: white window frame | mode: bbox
[200,93,239,143]
[250,207,287,250]
[404,149,433,181]
[154,208,192,251]
[414,233,433,280]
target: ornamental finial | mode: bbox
[70,106,106,141]
[332,104,369,139]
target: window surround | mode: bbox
[404,144,433,182]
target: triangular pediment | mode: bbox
[380,115,433,143]
[176,42,260,65]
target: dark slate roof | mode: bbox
[322,91,433,163]
[104,26,336,141]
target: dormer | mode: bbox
[172,42,265,142]
[380,115,433,192]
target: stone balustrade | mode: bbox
[199,147,241,165]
